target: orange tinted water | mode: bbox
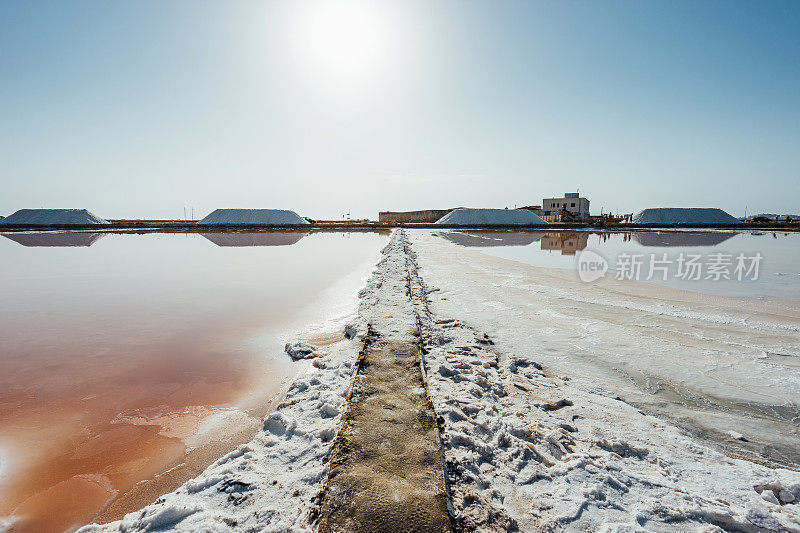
[0,231,386,532]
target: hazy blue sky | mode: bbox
[1,1,798,219]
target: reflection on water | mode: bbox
[437,230,590,255]
[202,232,307,247]
[438,231,544,247]
[438,230,740,255]
[2,232,107,247]
[438,230,800,299]
[631,231,736,247]
[540,232,589,255]
[0,231,387,532]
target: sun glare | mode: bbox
[295,0,388,85]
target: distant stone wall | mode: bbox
[378,209,453,223]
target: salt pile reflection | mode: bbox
[437,230,544,247]
[631,231,736,247]
[201,232,307,247]
[2,232,107,247]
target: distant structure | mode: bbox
[743,213,799,222]
[541,193,590,218]
[378,209,454,223]
[1,209,109,225]
[519,205,544,215]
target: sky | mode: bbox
[1,0,798,220]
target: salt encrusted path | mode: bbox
[315,231,451,532]
[79,230,800,532]
[317,333,450,531]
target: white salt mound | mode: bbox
[1,209,109,225]
[632,208,738,224]
[436,208,547,225]
[199,209,309,225]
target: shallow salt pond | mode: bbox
[436,229,800,299]
[0,230,388,533]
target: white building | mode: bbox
[542,192,589,217]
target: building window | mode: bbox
[571,202,576,207]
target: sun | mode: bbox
[294,0,389,85]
